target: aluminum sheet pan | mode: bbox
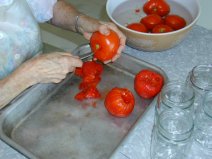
[0,44,167,159]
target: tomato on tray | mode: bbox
[134,69,164,99]
[75,86,101,101]
[104,87,135,118]
[90,30,120,62]
[127,22,147,33]
[165,14,186,30]
[143,0,170,17]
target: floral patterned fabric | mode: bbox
[0,0,57,79]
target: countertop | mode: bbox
[1,24,212,159]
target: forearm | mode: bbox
[0,66,35,109]
[50,0,82,32]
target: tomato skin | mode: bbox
[79,75,101,89]
[140,14,163,30]
[143,0,170,17]
[134,69,164,99]
[152,24,173,33]
[127,22,147,33]
[90,30,120,62]
[75,86,101,101]
[75,61,103,77]
[74,61,103,101]
[81,61,103,77]
[165,14,186,30]
[105,87,135,117]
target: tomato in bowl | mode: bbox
[106,0,200,51]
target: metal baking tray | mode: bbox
[0,44,167,159]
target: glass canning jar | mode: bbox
[194,91,212,150]
[155,81,195,123]
[151,109,194,159]
[187,64,212,113]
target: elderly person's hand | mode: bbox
[0,52,82,109]
[20,52,83,84]
[76,15,126,62]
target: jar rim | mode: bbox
[190,64,212,91]
[161,81,195,108]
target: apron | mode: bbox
[0,0,43,79]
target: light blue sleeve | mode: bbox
[26,0,57,23]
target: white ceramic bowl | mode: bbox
[106,0,200,52]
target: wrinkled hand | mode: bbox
[21,52,83,84]
[78,15,126,63]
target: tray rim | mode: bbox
[0,44,168,159]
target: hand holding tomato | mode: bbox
[90,30,121,63]
[105,87,135,117]
[134,69,164,99]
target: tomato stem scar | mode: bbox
[95,44,100,50]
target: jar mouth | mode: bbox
[158,109,194,141]
[190,64,212,91]
[161,81,195,109]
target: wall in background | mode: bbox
[196,0,212,30]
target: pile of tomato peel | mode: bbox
[74,61,103,101]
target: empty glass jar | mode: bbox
[155,81,195,123]
[187,64,212,113]
[194,91,212,150]
[151,109,194,159]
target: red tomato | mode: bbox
[74,67,83,77]
[134,69,164,99]
[79,76,101,89]
[140,14,163,30]
[82,61,103,77]
[165,14,186,30]
[74,61,103,101]
[152,24,173,33]
[127,22,147,33]
[105,87,135,118]
[90,30,120,62]
[75,86,101,101]
[143,0,170,17]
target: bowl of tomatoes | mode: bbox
[106,0,200,51]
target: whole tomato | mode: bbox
[134,69,164,99]
[165,14,186,30]
[143,0,170,17]
[105,87,135,117]
[140,14,163,30]
[152,24,173,33]
[90,30,120,62]
[127,22,147,33]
